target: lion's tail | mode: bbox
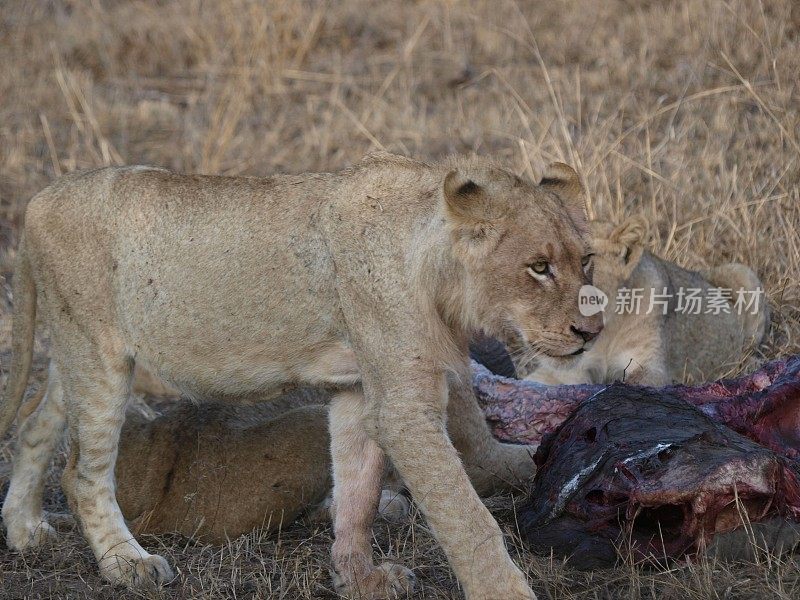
[0,235,37,439]
[704,262,770,351]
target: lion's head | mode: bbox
[441,161,603,360]
[588,215,648,297]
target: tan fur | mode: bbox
[1,152,597,599]
[527,216,768,386]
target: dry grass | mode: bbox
[1,0,799,598]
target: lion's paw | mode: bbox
[100,552,174,589]
[472,588,537,600]
[333,561,416,599]
[4,517,58,551]
[377,490,411,523]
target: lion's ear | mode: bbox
[610,215,648,268]
[443,170,500,254]
[443,171,496,229]
[443,170,489,222]
[540,162,588,233]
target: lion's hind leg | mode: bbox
[2,362,66,550]
[58,346,173,589]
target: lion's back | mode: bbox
[647,254,768,382]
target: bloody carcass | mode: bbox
[472,356,800,566]
[517,386,800,567]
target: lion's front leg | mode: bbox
[329,390,415,599]
[373,374,536,600]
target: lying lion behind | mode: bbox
[527,216,768,386]
[4,376,404,544]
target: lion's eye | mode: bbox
[581,254,593,268]
[527,261,550,277]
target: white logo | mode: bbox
[579,285,608,316]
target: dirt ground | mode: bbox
[1,0,799,598]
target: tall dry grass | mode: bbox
[1,0,799,598]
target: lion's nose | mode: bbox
[571,324,602,343]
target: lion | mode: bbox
[3,369,414,544]
[526,216,768,386]
[0,153,600,599]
